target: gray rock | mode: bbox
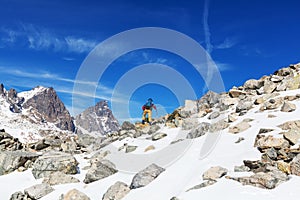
[60,189,90,200]
[209,119,229,132]
[186,180,217,192]
[0,151,39,175]
[228,113,238,122]
[276,80,289,91]
[265,147,278,160]
[9,191,25,200]
[130,163,165,189]
[236,101,253,113]
[43,171,80,186]
[75,100,120,135]
[256,135,290,150]
[244,79,263,90]
[235,137,245,143]
[32,152,78,179]
[283,129,300,145]
[229,89,247,98]
[125,145,138,153]
[170,197,180,200]
[152,132,167,141]
[275,67,291,76]
[198,91,220,107]
[140,124,160,135]
[24,183,54,199]
[102,181,130,200]
[181,118,199,130]
[263,80,277,94]
[208,111,220,120]
[270,75,283,83]
[181,100,198,115]
[61,139,77,153]
[227,170,289,189]
[121,121,136,130]
[186,122,210,139]
[291,154,300,176]
[0,132,23,151]
[281,101,296,112]
[203,166,228,181]
[234,165,250,172]
[76,134,97,148]
[229,121,251,134]
[258,128,274,134]
[84,159,118,184]
[260,97,283,111]
[278,120,300,130]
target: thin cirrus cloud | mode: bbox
[0,23,98,53]
[215,37,238,49]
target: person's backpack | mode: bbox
[142,100,153,110]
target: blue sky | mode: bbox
[0,0,299,122]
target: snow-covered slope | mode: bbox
[0,85,73,143]
[2,63,300,200]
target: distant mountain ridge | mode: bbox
[0,84,120,141]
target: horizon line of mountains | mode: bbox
[0,84,120,135]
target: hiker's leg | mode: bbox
[142,110,147,124]
[148,110,152,122]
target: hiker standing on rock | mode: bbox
[142,98,157,125]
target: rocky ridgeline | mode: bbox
[168,63,300,194]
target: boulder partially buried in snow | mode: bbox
[244,79,263,90]
[84,159,118,184]
[130,163,165,189]
[229,121,251,134]
[60,189,90,200]
[24,183,54,199]
[102,181,130,200]
[227,170,289,189]
[32,152,78,179]
[202,166,228,181]
[281,101,296,112]
[0,151,39,175]
[290,154,300,176]
[42,171,80,186]
[186,122,210,139]
[283,129,300,145]
[255,135,290,150]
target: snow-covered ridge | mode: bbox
[18,85,48,103]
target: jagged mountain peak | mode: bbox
[75,100,120,136]
[0,84,75,142]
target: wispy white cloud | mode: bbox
[215,37,238,49]
[0,23,97,53]
[62,57,76,61]
[0,66,99,87]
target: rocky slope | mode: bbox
[75,100,120,136]
[2,62,300,200]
